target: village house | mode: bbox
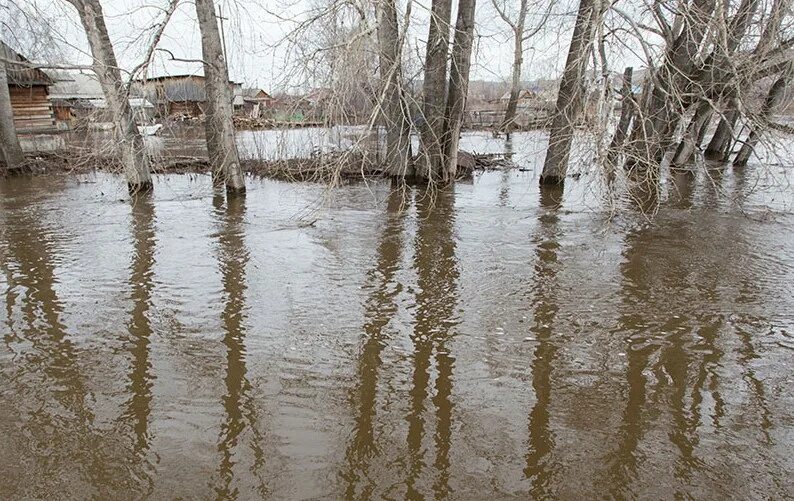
[49,71,156,128]
[132,73,252,118]
[1,41,56,133]
[499,88,538,107]
[233,88,275,118]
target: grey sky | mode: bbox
[4,0,648,91]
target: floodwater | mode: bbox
[2,131,794,499]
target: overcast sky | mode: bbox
[4,0,648,91]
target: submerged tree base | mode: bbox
[539,174,565,186]
[127,180,154,195]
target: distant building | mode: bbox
[132,74,240,117]
[1,40,56,132]
[499,88,538,104]
[233,88,275,118]
[49,71,155,127]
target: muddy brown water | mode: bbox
[2,136,794,498]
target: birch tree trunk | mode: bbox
[195,0,246,194]
[0,63,24,172]
[539,0,601,185]
[418,0,453,181]
[442,0,477,180]
[734,63,793,166]
[376,0,413,177]
[67,0,152,193]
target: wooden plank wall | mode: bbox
[9,85,56,132]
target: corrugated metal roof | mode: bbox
[1,40,54,86]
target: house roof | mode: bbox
[500,89,536,101]
[240,88,272,100]
[134,73,206,83]
[48,71,104,99]
[82,97,155,109]
[128,97,154,108]
[1,40,54,86]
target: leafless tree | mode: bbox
[734,60,794,165]
[540,0,604,184]
[490,0,552,132]
[418,0,454,180]
[375,0,413,177]
[195,0,246,193]
[705,0,793,159]
[64,0,153,193]
[442,0,478,177]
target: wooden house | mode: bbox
[234,88,275,118]
[132,74,238,117]
[49,71,155,128]
[48,71,104,124]
[1,41,55,132]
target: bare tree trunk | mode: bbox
[442,0,477,180]
[376,0,413,177]
[625,0,716,172]
[68,0,152,193]
[539,0,601,185]
[501,34,523,132]
[498,0,529,132]
[607,66,635,165]
[734,63,793,166]
[671,0,759,167]
[0,63,24,172]
[706,0,790,160]
[705,103,739,159]
[195,0,246,194]
[418,0,453,181]
[671,100,714,167]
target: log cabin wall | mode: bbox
[9,85,56,132]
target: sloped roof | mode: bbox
[48,71,104,99]
[128,97,154,108]
[241,88,272,100]
[500,89,537,101]
[1,40,54,86]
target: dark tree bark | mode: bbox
[67,0,153,193]
[442,0,478,179]
[705,105,739,159]
[376,0,413,177]
[539,0,602,185]
[0,63,24,172]
[734,63,793,166]
[607,66,635,165]
[418,0,453,180]
[195,0,246,194]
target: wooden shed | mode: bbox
[1,41,56,132]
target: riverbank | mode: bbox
[3,149,514,184]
